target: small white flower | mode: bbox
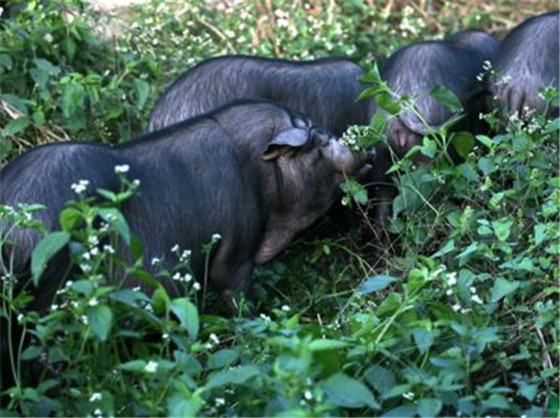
[114,164,130,174]
[89,392,102,402]
[402,391,415,400]
[209,333,219,344]
[43,33,54,43]
[93,408,102,417]
[281,305,290,312]
[452,303,461,312]
[132,286,141,292]
[17,313,24,323]
[171,244,180,253]
[66,280,74,288]
[90,248,99,256]
[193,282,201,291]
[446,272,457,286]
[212,233,222,241]
[172,272,181,281]
[215,397,225,406]
[304,390,313,400]
[71,179,90,194]
[151,257,161,266]
[81,315,88,324]
[469,286,477,294]
[88,236,99,246]
[446,289,453,296]
[471,294,483,304]
[103,245,115,254]
[145,360,158,373]
[132,179,141,187]
[162,333,169,340]
[51,304,59,311]
[260,314,271,322]
[88,298,99,307]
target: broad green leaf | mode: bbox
[61,83,85,117]
[420,137,437,158]
[322,373,379,409]
[478,156,495,175]
[377,292,402,317]
[205,365,260,389]
[450,131,475,159]
[21,345,43,361]
[381,405,417,417]
[364,365,396,397]
[430,85,462,112]
[418,398,443,417]
[170,298,199,340]
[432,240,455,258]
[490,278,519,302]
[208,349,239,370]
[492,218,513,242]
[98,208,130,245]
[87,305,113,341]
[308,339,351,351]
[357,275,396,295]
[134,79,150,110]
[119,360,146,372]
[59,207,82,231]
[413,328,434,355]
[168,395,201,417]
[482,393,509,409]
[31,231,70,286]
[2,116,30,137]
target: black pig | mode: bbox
[490,11,559,117]
[446,29,500,61]
[147,56,374,136]
[369,40,489,223]
[1,100,372,309]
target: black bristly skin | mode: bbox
[147,55,375,137]
[490,11,560,117]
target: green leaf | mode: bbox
[170,298,199,340]
[119,360,146,372]
[413,328,434,355]
[492,218,513,242]
[357,275,396,295]
[482,393,509,409]
[420,137,437,158]
[21,345,43,361]
[61,83,85,117]
[322,373,379,409]
[98,208,130,245]
[31,231,70,286]
[208,349,240,370]
[478,156,495,175]
[432,239,455,258]
[205,365,260,389]
[308,339,351,351]
[377,292,402,317]
[450,131,475,159]
[364,365,396,397]
[168,395,201,417]
[430,85,462,112]
[134,79,150,110]
[2,117,30,137]
[88,305,113,341]
[418,398,443,417]
[59,207,82,231]
[490,278,519,302]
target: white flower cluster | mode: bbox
[114,164,130,174]
[145,360,158,373]
[172,272,192,283]
[71,179,90,195]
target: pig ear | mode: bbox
[261,128,309,161]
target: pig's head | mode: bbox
[254,108,372,264]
